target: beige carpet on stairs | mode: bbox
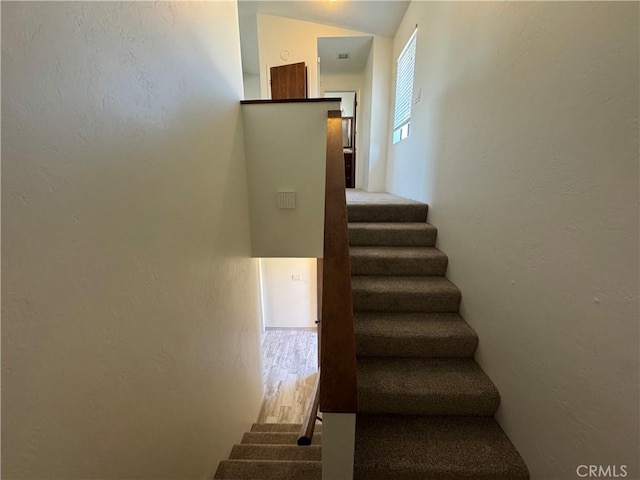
[214,423,321,480]
[347,189,529,480]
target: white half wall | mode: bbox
[386,3,639,479]
[321,413,356,480]
[1,2,263,478]
[241,100,340,257]
[260,258,317,329]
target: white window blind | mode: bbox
[393,29,417,131]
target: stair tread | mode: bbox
[350,246,448,276]
[357,357,500,415]
[250,423,303,432]
[352,275,460,294]
[348,222,436,230]
[241,432,322,445]
[230,444,321,461]
[350,246,446,258]
[348,222,437,247]
[354,312,478,357]
[347,204,428,222]
[354,414,529,480]
[352,276,461,313]
[214,459,321,480]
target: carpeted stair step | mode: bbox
[350,246,448,276]
[354,312,478,357]
[352,276,461,312]
[214,459,321,479]
[241,432,322,445]
[357,357,500,415]
[230,444,321,461]
[347,203,428,223]
[354,414,529,480]
[348,222,437,247]
[250,423,321,433]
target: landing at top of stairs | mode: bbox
[346,191,428,222]
[346,190,424,205]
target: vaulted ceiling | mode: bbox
[238,1,410,75]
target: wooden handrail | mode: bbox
[319,111,358,414]
[297,369,320,446]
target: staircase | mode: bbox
[214,423,321,479]
[347,191,529,480]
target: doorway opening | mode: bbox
[324,90,357,188]
[318,35,373,190]
[257,258,319,424]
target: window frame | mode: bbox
[392,28,418,144]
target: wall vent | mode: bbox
[277,191,296,209]
[337,53,350,60]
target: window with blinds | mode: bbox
[392,29,417,144]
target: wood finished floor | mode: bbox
[257,329,318,424]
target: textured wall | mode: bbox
[386,3,639,479]
[2,2,263,478]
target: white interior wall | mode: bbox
[359,46,375,191]
[320,72,364,98]
[241,100,340,257]
[260,258,317,329]
[1,3,264,478]
[256,14,369,100]
[386,3,639,479]
[243,73,261,100]
[360,36,392,192]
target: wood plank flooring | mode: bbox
[257,329,318,424]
